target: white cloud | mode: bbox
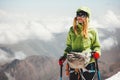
[0,22,31,44]
[0,49,13,65]
[90,19,104,28]
[0,48,26,65]
[90,10,120,50]
[104,10,120,27]
[91,10,120,29]
[0,10,7,17]
[29,21,54,41]
[14,51,26,60]
[0,10,72,44]
[42,17,72,33]
[1,9,119,45]
[101,37,118,50]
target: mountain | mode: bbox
[0,55,59,80]
[105,72,120,80]
[0,55,119,80]
[0,27,120,80]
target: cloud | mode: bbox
[0,10,7,16]
[104,10,120,27]
[0,22,31,44]
[41,17,72,33]
[0,48,26,65]
[90,10,120,50]
[90,19,104,28]
[90,10,120,29]
[28,21,54,41]
[0,10,72,44]
[1,9,119,46]
[14,51,26,60]
[0,49,11,63]
[101,37,118,50]
[0,49,13,65]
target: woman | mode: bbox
[59,6,101,80]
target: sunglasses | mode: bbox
[76,11,88,18]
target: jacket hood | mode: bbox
[76,6,91,18]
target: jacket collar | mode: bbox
[77,23,83,32]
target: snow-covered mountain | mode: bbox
[0,55,58,80]
[106,72,120,80]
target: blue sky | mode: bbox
[0,0,120,16]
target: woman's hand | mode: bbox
[93,52,100,59]
[58,56,66,66]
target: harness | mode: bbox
[66,52,96,80]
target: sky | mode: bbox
[0,0,120,45]
[0,0,120,16]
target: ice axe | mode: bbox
[95,59,101,80]
[59,56,66,80]
[60,64,63,80]
[91,52,101,80]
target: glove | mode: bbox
[59,56,66,66]
[93,52,100,59]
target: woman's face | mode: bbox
[76,11,88,24]
[77,16,86,24]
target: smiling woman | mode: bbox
[0,1,120,80]
[59,6,101,80]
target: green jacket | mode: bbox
[64,24,101,63]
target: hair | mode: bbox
[73,17,89,38]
